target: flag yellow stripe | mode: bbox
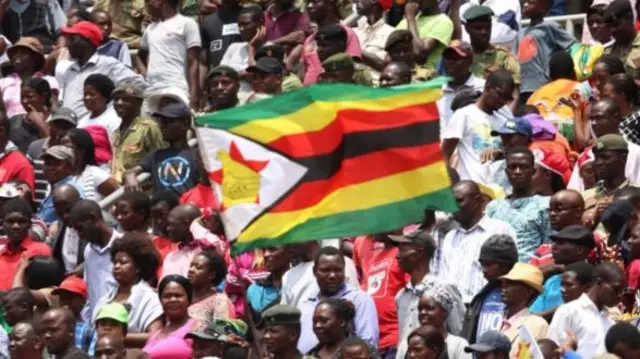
[231,89,442,144]
[236,161,450,243]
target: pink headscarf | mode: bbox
[83,125,112,166]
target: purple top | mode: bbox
[264,5,311,48]
[524,113,557,141]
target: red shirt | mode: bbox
[180,184,218,209]
[153,235,178,279]
[0,151,35,189]
[352,236,407,350]
[627,259,640,290]
[0,236,52,290]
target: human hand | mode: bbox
[404,2,420,18]
[250,26,267,48]
[480,148,503,163]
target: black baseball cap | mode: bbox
[255,43,285,61]
[550,225,596,248]
[246,57,284,75]
[465,330,511,354]
[151,102,192,120]
[388,230,436,250]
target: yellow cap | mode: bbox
[500,263,544,293]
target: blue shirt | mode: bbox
[486,195,551,262]
[37,176,84,226]
[476,287,505,340]
[81,230,121,323]
[530,274,563,314]
[246,279,280,313]
[297,284,379,354]
[74,321,96,355]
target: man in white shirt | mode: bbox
[459,0,521,49]
[140,0,201,109]
[354,0,394,85]
[439,181,516,303]
[441,69,515,185]
[547,262,625,358]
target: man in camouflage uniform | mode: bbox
[384,29,437,83]
[319,52,373,85]
[111,84,166,183]
[604,0,640,79]
[463,5,521,85]
[92,0,149,49]
[261,304,316,359]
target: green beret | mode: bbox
[207,65,240,81]
[261,304,301,326]
[463,5,494,22]
[112,84,144,100]
[593,134,628,152]
[322,52,355,73]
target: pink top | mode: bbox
[143,318,196,359]
[0,73,59,118]
[301,24,362,85]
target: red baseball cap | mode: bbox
[533,148,572,185]
[60,21,104,47]
[52,276,88,299]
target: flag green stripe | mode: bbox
[230,186,457,255]
[196,78,448,130]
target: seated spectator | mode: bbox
[113,191,151,234]
[150,191,180,262]
[263,0,310,56]
[8,320,43,359]
[186,319,249,359]
[41,307,91,359]
[0,112,35,189]
[314,25,371,86]
[405,326,446,359]
[60,129,118,202]
[187,251,234,323]
[39,146,86,226]
[605,322,640,359]
[242,57,285,104]
[605,0,640,78]
[111,84,166,184]
[10,78,54,153]
[354,0,394,85]
[488,116,533,194]
[49,184,85,273]
[77,74,121,139]
[464,330,511,359]
[202,66,241,113]
[92,10,132,67]
[51,276,95,354]
[92,0,149,49]
[94,334,148,359]
[0,37,59,119]
[84,125,113,170]
[379,62,412,87]
[246,246,288,323]
[384,30,437,83]
[256,43,303,93]
[261,304,308,358]
[2,287,36,330]
[94,305,150,358]
[0,0,66,52]
[531,148,571,197]
[562,262,595,303]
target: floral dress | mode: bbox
[188,291,235,323]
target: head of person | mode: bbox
[628,223,640,259]
[2,198,32,245]
[24,256,65,290]
[66,5,94,25]
[561,261,594,303]
[91,10,112,41]
[464,330,511,359]
[483,70,516,112]
[379,62,412,88]
[605,322,640,359]
[47,108,78,146]
[166,204,201,244]
[262,245,290,274]
[417,283,460,332]
[158,275,193,322]
[207,66,240,109]
[114,191,151,232]
[2,287,35,326]
[315,24,347,63]
[21,77,52,115]
[186,319,249,359]
[549,189,584,231]
[592,55,627,95]
[95,302,129,339]
[550,224,596,265]
[152,102,192,144]
[320,53,356,84]
[307,0,339,23]
[605,0,637,44]
[150,190,180,237]
[537,339,561,359]
[504,147,535,191]
[51,185,81,229]
[531,148,570,196]
[591,262,625,308]
[9,320,44,359]
[478,234,518,283]
[548,51,577,81]
[587,4,612,44]
[41,307,76,355]
[110,232,160,288]
[94,334,127,359]
[112,84,144,120]
[59,128,97,173]
[406,325,445,359]
[391,230,437,274]
[146,0,179,18]
[463,6,493,49]
[69,199,105,244]
[385,30,414,65]
[60,21,104,59]
[442,40,473,79]
[247,57,284,94]
[336,337,371,359]
[603,73,639,111]
[356,0,389,16]
[313,298,355,347]
[451,180,483,228]
[237,5,263,42]
[491,117,533,150]
[50,275,87,318]
[7,37,46,75]
[500,263,543,309]
[261,304,301,355]
[592,98,623,138]
[522,0,551,19]
[187,250,227,291]
[593,134,628,182]
[313,246,346,296]
[83,74,115,116]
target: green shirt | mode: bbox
[606,32,640,79]
[396,13,453,69]
[111,116,167,183]
[282,73,303,92]
[93,0,148,48]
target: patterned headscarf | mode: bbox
[421,281,466,335]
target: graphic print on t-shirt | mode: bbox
[366,258,392,297]
[477,287,506,339]
[158,156,192,188]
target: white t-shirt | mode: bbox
[74,165,112,202]
[436,75,486,134]
[442,104,506,185]
[220,42,252,96]
[77,105,121,140]
[141,14,201,101]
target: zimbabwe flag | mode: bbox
[195,79,457,255]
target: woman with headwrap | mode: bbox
[418,283,472,359]
[78,74,121,140]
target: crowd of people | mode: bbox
[2,0,640,358]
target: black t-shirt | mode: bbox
[9,114,41,153]
[200,6,243,68]
[141,147,198,196]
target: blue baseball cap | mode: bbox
[491,117,533,138]
[464,330,511,354]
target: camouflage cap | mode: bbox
[207,65,240,82]
[463,5,494,22]
[322,52,355,73]
[112,84,144,100]
[261,304,301,326]
[593,134,628,152]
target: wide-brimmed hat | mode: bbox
[7,37,45,71]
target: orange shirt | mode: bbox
[0,237,52,290]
